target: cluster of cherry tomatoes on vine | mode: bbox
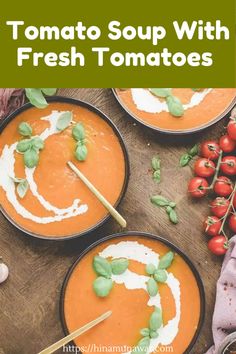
[187,116,236,256]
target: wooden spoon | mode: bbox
[38,310,112,354]
[67,161,127,228]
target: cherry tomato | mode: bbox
[208,235,228,256]
[188,177,209,198]
[219,134,236,153]
[210,197,230,218]
[229,214,236,233]
[233,194,236,209]
[213,176,233,197]
[194,158,215,178]
[227,119,236,141]
[220,156,236,175]
[203,216,222,237]
[200,140,220,160]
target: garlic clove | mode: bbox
[0,258,9,284]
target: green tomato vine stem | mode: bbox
[218,183,236,242]
[208,150,223,189]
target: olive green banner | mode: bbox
[0,0,235,87]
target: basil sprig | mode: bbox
[10,176,29,199]
[93,256,129,297]
[151,195,178,224]
[145,251,174,297]
[149,88,184,117]
[151,156,161,183]
[16,123,44,168]
[179,144,199,167]
[25,88,57,108]
[72,122,88,161]
[132,307,163,354]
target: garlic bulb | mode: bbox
[0,257,9,283]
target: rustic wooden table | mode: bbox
[0,88,227,354]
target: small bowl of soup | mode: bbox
[61,232,205,354]
[113,88,236,134]
[0,97,129,240]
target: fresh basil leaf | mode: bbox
[169,201,176,208]
[153,170,161,183]
[147,277,158,297]
[56,111,72,131]
[192,88,201,91]
[16,139,32,153]
[75,144,87,161]
[41,88,57,96]
[93,276,113,297]
[93,256,112,278]
[154,269,167,283]
[72,123,85,141]
[111,258,129,275]
[179,153,192,167]
[131,337,150,354]
[145,263,156,275]
[166,95,184,117]
[31,136,44,150]
[169,209,178,224]
[149,88,171,98]
[149,307,163,331]
[151,156,161,171]
[140,328,150,337]
[188,144,199,157]
[18,122,32,137]
[151,195,170,207]
[150,330,159,339]
[24,147,39,168]
[158,252,174,270]
[17,180,29,199]
[25,88,48,109]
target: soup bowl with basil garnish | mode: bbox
[114,88,236,134]
[61,232,205,354]
[0,97,129,240]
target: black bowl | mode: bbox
[0,96,130,241]
[112,88,236,135]
[60,231,205,354]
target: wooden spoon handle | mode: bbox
[67,161,127,228]
[38,310,112,354]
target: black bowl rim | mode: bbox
[60,231,205,354]
[0,96,130,241]
[112,88,236,135]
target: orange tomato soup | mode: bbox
[63,235,202,354]
[0,102,126,237]
[116,88,236,132]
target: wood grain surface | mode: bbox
[0,88,230,354]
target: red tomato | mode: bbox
[213,176,233,197]
[210,197,230,218]
[219,134,236,153]
[233,194,236,209]
[188,177,209,198]
[220,156,236,175]
[208,235,228,256]
[227,119,236,141]
[203,216,222,236]
[200,141,220,160]
[194,158,215,178]
[229,214,236,233]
